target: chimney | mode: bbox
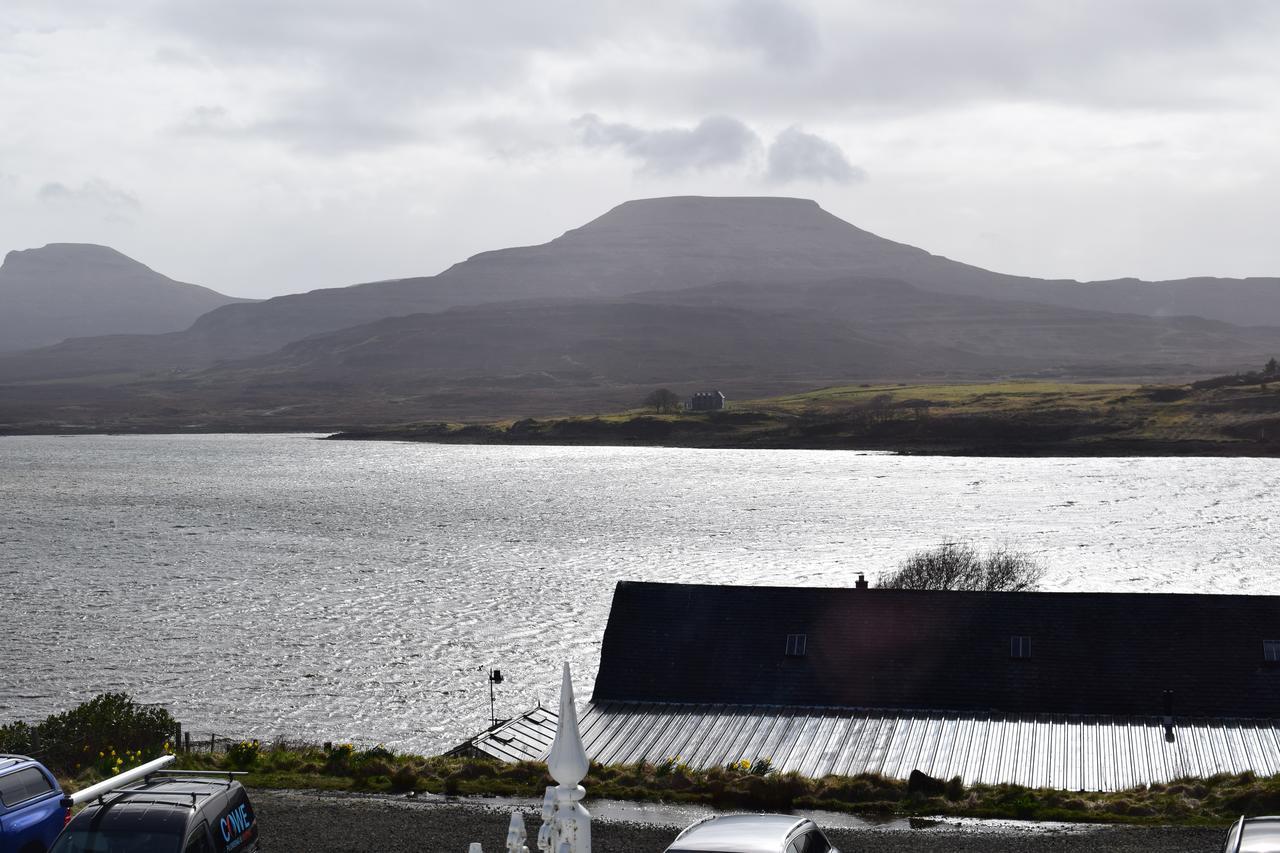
[855,573,868,590]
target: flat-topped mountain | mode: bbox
[10,197,1280,376]
[1,197,1278,430]
[0,243,249,352]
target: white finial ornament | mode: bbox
[506,812,529,853]
[547,662,589,786]
[537,663,591,853]
[472,663,590,853]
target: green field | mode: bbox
[332,377,1280,455]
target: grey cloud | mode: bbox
[724,0,819,67]
[570,0,1280,118]
[38,179,140,210]
[174,100,419,156]
[765,127,865,184]
[574,114,760,174]
[174,105,231,134]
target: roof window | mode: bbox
[785,634,807,657]
[1265,640,1280,663]
[1010,635,1032,659]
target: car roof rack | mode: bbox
[83,788,215,810]
[149,769,246,784]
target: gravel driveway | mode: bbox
[251,789,1222,853]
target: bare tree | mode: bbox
[878,542,1046,591]
[642,388,681,414]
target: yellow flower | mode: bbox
[99,752,104,758]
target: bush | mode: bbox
[35,693,175,774]
[390,764,420,792]
[226,739,261,769]
[0,721,33,755]
[878,543,1046,591]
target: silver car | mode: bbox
[664,814,841,853]
[1223,816,1280,853]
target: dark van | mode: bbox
[50,773,258,853]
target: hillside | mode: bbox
[0,243,249,352]
[2,196,1279,431]
[5,197,1279,381]
[330,379,1280,456]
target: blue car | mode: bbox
[0,754,69,853]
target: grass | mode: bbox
[58,742,1280,826]
[332,378,1280,455]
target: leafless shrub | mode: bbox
[878,542,1046,591]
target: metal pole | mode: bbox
[66,755,176,806]
[490,669,497,729]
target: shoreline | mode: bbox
[326,430,1280,457]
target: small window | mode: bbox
[785,634,807,657]
[1265,640,1280,663]
[1010,635,1032,659]
[185,825,215,853]
[0,766,54,807]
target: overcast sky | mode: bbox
[3,1,1279,298]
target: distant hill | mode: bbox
[8,197,1279,380]
[1,197,1278,431]
[0,244,250,352]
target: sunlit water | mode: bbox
[2,434,1277,753]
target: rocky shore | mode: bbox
[252,789,1221,853]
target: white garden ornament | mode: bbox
[468,663,591,853]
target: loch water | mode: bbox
[2,433,1277,753]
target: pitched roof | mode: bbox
[592,581,1280,717]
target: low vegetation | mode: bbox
[331,375,1280,455]
[10,694,1276,827]
[152,746,1280,827]
[878,543,1046,591]
[0,693,176,778]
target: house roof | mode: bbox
[592,581,1280,717]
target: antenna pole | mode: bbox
[489,668,497,728]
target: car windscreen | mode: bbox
[49,829,183,853]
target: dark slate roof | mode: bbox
[592,581,1280,717]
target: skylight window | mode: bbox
[1010,636,1032,659]
[785,634,807,657]
[1265,640,1279,663]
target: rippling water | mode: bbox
[2,434,1277,753]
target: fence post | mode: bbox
[175,723,182,753]
[31,730,41,755]
[210,733,215,753]
[184,732,191,754]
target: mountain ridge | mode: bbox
[1,196,1278,430]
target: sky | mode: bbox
[3,1,1280,299]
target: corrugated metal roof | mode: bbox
[446,705,560,763]
[456,702,1280,791]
